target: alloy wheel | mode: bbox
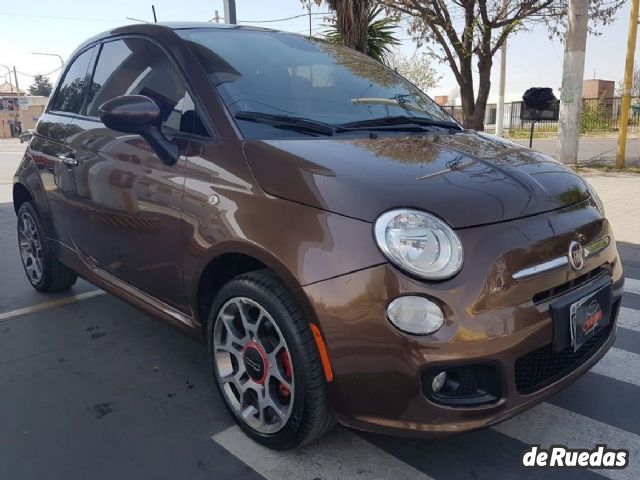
[213,297,295,434]
[18,211,44,285]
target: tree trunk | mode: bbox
[458,55,475,128]
[332,0,370,54]
[471,56,493,131]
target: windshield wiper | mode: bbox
[340,115,463,132]
[235,111,338,136]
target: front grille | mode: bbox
[533,266,607,305]
[515,304,617,395]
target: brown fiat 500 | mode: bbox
[13,23,623,449]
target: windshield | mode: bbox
[177,28,457,139]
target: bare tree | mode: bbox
[386,50,441,92]
[381,0,624,130]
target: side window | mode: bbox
[49,47,95,114]
[86,38,209,137]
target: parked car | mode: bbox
[13,23,623,450]
[19,129,34,143]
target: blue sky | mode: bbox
[0,0,637,102]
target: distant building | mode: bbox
[0,82,48,138]
[434,95,449,106]
[582,79,615,99]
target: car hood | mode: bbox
[243,131,589,228]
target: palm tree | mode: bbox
[323,0,371,54]
[309,0,399,63]
[324,3,400,63]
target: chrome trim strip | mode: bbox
[512,236,611,281]
[584,236,610,258]
[512,256,569,280]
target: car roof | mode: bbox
[76,21,282,51]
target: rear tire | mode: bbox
[17,202,77,292]
[207,269,335,449]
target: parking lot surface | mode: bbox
[1,139,639,480]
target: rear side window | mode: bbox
[49,47,95,114]
[86,38,208,137]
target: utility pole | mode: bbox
[213,10,221,23]
[223,0,237,24]
[495,41,507,137]
[616,0,639,169]
[13,67,25,135]
[495,0,508,137]
[308,0,313,39]
[556,0,589,164]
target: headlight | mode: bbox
[586,182,605,216]
[374,209,463,280]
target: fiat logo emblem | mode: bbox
[568,241,585,271]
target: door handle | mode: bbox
[58,153,78,167]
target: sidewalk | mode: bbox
[512,135,640,165]
[581,173,640,244]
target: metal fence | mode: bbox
[441,97,640,135]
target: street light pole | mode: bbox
[0,64,15,98]
[31,52,65,70]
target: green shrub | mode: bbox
[580,100,613,134]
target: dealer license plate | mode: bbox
[569,285,611,352]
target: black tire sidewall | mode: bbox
[207,273,326,449]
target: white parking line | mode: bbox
[493,403,640,480]
[592,347,640,387]
[213,425,434,480]
[0,290,106,322]
[618,307,640,331]
[624,278,640,296]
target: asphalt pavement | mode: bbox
[1,138,639,480]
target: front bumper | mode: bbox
[302,202,623,436]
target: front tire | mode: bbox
[17,202,78,292]
[207,270,334,449]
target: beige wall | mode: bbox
[582,79,615,99]
[434,95,449,106]
[0,103,46,138]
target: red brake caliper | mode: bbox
[277,349,293,398]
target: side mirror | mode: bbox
[99,95,179,166]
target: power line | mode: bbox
[16,66,62,78]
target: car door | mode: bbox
[29,45,96,246]
[59,37,202,310]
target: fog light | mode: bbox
[386,296,444,335]
[432,371,447,393]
